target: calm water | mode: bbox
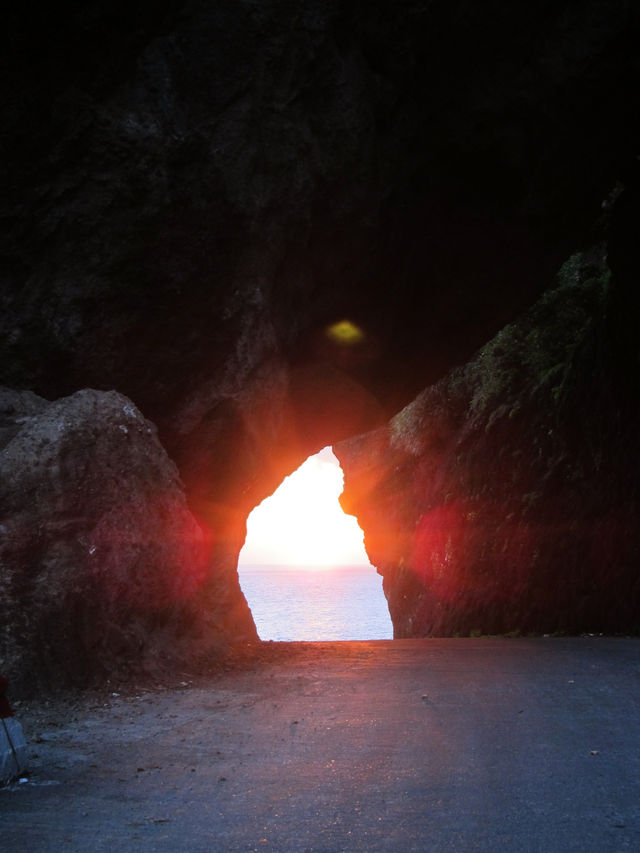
[239,565,393,641]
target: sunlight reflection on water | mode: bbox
[238,565,393,641]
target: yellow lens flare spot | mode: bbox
[325,319,365,346]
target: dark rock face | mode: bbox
[0,389,255,695]
[3,1,639,445]
[1,2,640,682]
[337,248,640,636]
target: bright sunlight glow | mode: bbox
[238,447,371,569]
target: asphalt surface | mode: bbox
[1,638,639,852]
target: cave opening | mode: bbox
[237,447,393,641]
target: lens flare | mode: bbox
[325,319,365,346]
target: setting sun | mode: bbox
[239,447,370,569]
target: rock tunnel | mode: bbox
[1,1,640,694]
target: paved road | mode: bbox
[1,638,639,852]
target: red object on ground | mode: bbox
[0,671,13,718]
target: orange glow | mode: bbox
[239,447,371,569]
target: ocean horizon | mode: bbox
[238,564,393,642]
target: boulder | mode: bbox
[0,388,256,695]
[337,248,640,636]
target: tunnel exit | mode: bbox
[238,447,393,641]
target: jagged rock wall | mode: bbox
[1,2,640,684]
[4,2,639,470]
[337,247,640,636]
[0,389,255,695]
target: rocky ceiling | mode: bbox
[1,1,639,692]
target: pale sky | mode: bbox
[238,446,371,568]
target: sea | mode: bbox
[238,565,393,641]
